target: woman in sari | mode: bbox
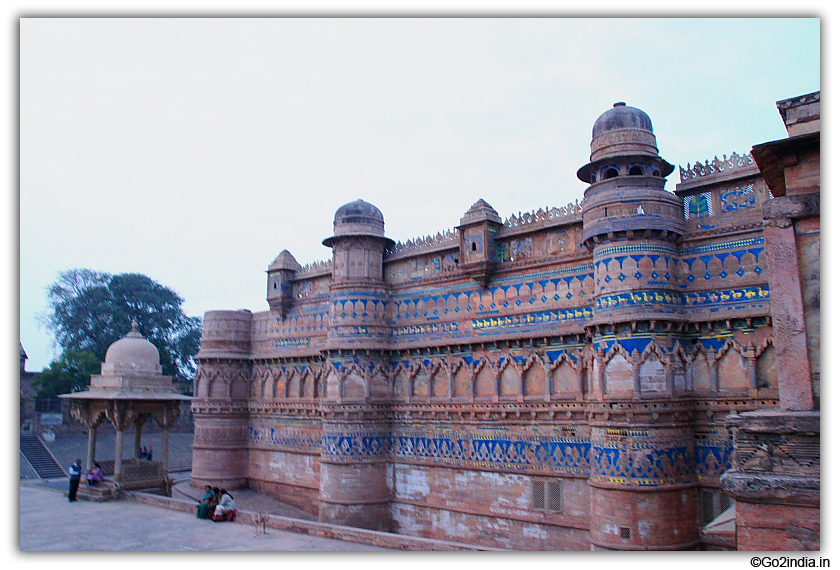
[196,485,215,519]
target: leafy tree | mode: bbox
[31,350,101,399]
[43,269,202,383]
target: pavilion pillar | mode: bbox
[134,420,143,460]
[86,424,98,472]
[161,428,170,476]
[110,401,130,484]
[114,427,125,482]
[160,404,175,477]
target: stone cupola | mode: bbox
[457,199,503,288]
[322,199,394,284]
[267,249,301,316]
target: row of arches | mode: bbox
[193,337,776,403]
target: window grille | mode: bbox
[700,488,733,525]
[531,478,563,513]
[620,527,631,539]
[34,398,62,413]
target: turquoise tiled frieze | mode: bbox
[250,421,735,486]
[248,424,322,453]
[472,307,593,331]
[320,425,591,475]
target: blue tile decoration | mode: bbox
[590,442,694,487]
[393,322,459,337]
[720,184,756,212]
[275,337,311,348]
[473,307,593,331]
[682,237,764,256]
[246,421,738,487]
[595,290,680,312]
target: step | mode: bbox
[20,435,66,479]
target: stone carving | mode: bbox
[295,259,332,276]
[386,229,459,256]
[503,201,583,228]
[679,151,755,181]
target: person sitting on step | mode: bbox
[86,463,104,487]
[213,489,237,522]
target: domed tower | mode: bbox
[579,102,685,329]
[580,104,696,550]
[322,199,394,351]
[318,199,395,531]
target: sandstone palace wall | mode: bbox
[191,94,820,550]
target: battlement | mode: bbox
[679,151,758,186]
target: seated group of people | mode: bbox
[196,486,237,522]
[86,463,104,486]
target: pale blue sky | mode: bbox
[19,17,819,371]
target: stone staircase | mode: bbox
[20,435,66,479]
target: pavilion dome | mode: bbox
[104,321,162,374]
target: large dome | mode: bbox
[103,321,162,374]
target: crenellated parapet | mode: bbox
[386,228,459,257]
[679,151,756,183]
[502,201,584,229]
[295,258,333,277]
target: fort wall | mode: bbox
[191,94,820,550]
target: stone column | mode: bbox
[134,420,143,460]
[762,219,813,410]
[160,404,175,477]
[114,428,125,482]
[109,401,129,484]
[86,423,98,473]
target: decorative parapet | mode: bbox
[295,259,332,277]
[503,200,583,229]
[679,151,755,182]
[385,228,459,256]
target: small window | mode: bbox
[590,173,597,183]
[620,527,631,540]
[700,488,733,525]
[629,166,644,175]
[652,169,661,177]
[471,242,477,251]
[604,168,619,179]
[531,478,563,513]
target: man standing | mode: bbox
[68,459,81,502]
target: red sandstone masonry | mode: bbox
[123,491,502,551]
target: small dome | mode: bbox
[588,102,660,163]
[324,199,391,246]
[592,102,654,138]
[333,199,384,228]
[104,321,161,374]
